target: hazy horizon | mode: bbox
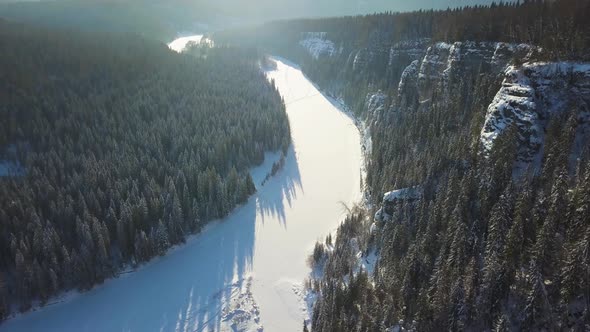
[0,0,504,20]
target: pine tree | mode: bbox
[155,220,170,256]
[548,166,569,234]
[0,275,7,320]
[118,204,132,258]
[479,249,509,326]
[560,225,590,321]
[569,164,590,239]
[485,184,514,258]
[504,184,532,273]
[15,249,31,311]
[134,230,150,263]
[447,213,468,277]
[523,263,553,330]
[463,256,479,325]
[503,187,529,289]
[189,198,201,232]
[493,313,510,332]
[531,205,558,279]
[448,277,467,331]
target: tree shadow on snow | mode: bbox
[255,144,302,228]
[1,149,301,331]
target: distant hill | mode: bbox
[0,0,498,41]
[0,1,177,40]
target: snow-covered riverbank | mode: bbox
[1,39,363,332]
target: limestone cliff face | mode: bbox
[481,62,590,164]
[391,41,538,112]
[364,41,538,122]
[362,40,590,168]
[363,43,590,213]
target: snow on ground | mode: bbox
[292,282,316,329]
[1,40,363,332]
[167,35,205,53]
[216,277,262,332]
[253,57,362,331]
[299,32,337,59]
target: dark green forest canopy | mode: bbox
[215,0,590,61]
[0,22,290,315]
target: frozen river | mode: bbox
[1,36,363,332]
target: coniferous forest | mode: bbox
[216,0,590,330]
[1,0,589,330]
[0,22,290,316]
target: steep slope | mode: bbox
[214,2,590,330]
[312,40,590,332]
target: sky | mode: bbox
[171,0,501,20]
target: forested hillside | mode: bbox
[0,1,177,41]
[216,1,590,330]
[216,0,589,109]
[0,22,290,317]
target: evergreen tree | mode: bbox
[523,264,553,330]
[155,220,170,256]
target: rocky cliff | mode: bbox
[298,33,590,216]
[481,62,590,165]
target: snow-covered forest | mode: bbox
[216,0,590,330]
[1,0,589,331]
[0,22,290,316]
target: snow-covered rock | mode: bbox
[299,32,338,59]
[397,60,421,111]
[374,187,422,222]
[398,60,420,94]
[480,62,590,165]
[491,42,539,70]
[418,42,453,81]
[410,41,538,110]
[366,91,388,114]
